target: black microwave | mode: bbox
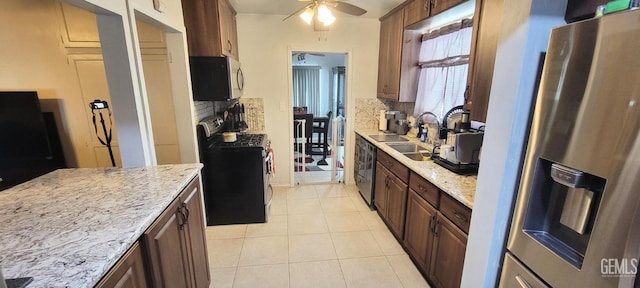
[189,56,244,101]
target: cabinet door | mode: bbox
[430,0,467,16]
[218,0,239,60]
[374,163,389,217]
[386,173,408,238]
[377,10,404,100]
[376,16,390,98]
[404,0,431,27]
[385,10,404,99]
[429,213,468,288]
[95,242,148,288]
[181,179,211,288]
[143,200,191,288]
[403,189,437,272]
[182,0,222,56]
[464,0,503,122]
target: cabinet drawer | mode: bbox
[377,150,409,183]
[440,194,472,234]
[409,172,439,208]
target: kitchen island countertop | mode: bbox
[0,164,203,288]
[356,129,476,208]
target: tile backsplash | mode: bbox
[239,98,266,133]
[193,101,214,122]
[192,99,265,133]
[353,98,416,131]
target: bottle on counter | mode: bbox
[420,129,428,142]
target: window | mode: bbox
[414,19,473,119]
[292,66,321,116]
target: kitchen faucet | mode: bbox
[415,111,442,146]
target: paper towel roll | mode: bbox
[378,110,387,131]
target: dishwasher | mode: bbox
[355,135,376,209]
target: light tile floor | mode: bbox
[206,183,430,288]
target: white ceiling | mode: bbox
[227,0,406,19]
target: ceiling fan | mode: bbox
[283,0,367,28]
[293,52,326,61]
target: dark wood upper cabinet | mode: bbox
[377,10,405,101]
[464,0,504,122]
[565,0,608,23]
[404,0,431,27]
[430,0,467,16]
[182,0,239,59]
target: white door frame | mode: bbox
[287,47,354,186]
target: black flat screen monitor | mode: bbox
[0,91,52,160]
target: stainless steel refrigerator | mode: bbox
[501,9,640,288]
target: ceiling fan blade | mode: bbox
[283,3,314,21]
[332,2,367,16]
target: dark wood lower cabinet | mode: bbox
[144,200,191,287]
[386,174,408,238]
[143,177,209,288]
[374,163,389,216]
[181,181,211,288]
[95,176,209,288]
[374,162,408,239]
[95,242,148,288]
[403,189,437,271]
[429,212,468,288]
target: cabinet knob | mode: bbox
[424,0,429,11]
[227,40,233,53]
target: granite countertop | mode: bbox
[355,129,476,209]
[0,164,203,288]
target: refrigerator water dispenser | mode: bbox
[523,159,606,268]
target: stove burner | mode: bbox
[212,133,267,148]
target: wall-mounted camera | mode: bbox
[89,99,109,110]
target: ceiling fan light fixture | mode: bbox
[299,7,314,24]
[322,14,336,26]
[317,4,335,26]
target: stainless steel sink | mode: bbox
[402,152,431,161]
[386,143,432,161]
[368,135,409,142]
[387,143,429,153]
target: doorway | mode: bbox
[291,51,346,185]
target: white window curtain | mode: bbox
[292,66,321,116]
[414,19,473,119]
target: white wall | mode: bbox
[64,0,198,166]
[236,14,380,185]
[460,0,567,286]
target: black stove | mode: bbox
[196,118,273,226]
